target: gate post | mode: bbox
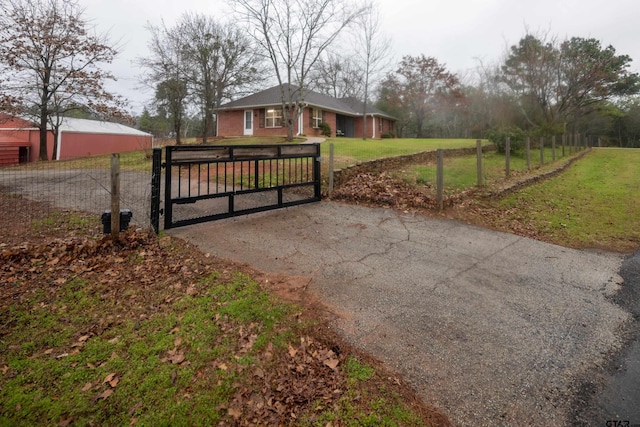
[150,148,162,234]
[164,147,173,230]
[313,143,322,200]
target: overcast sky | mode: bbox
[82,0,640,115]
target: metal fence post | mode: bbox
[540,137,544,165]
[150,147,162,234]
[314,143,322,200]
[328,143,334,197]
[164,146,173,230]
[552,136,556,161]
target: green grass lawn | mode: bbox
[476,148,640,252]
[392,147,579,194]
[322,138,482,170]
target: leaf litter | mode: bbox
[0,193,450,426]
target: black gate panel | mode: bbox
[159,144,321,230]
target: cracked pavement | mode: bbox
[168,201,630,426]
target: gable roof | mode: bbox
[0,114,150,137]
[57,117,151,137]
[219,84,396,120]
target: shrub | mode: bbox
[381,132,395,139]
[486,127,527,153]
[318,122,331,137]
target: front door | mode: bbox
[243,110,253,136]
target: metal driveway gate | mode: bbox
[150,144,321,231]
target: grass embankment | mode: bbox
[322,138,480,170]
[0,202,448,426]
[456,148,640,252]
[395,147,578,193]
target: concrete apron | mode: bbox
[168,201,630,427]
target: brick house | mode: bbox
[217,84,396,139]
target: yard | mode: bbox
[0,195,449,426]
[2,137,639,425]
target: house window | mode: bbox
[379,118,383,132]
[265,108,283,127]
[311,108,323,128]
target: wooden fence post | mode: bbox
[525,137,531,171]
[111,153,120,239]
[476,140,483,187]
[437,149,444,210]
[505,137,511,178]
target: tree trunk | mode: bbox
[285,107,295,142]
[52,129,59,161]
[175,117,182,145]
[39,109,49,161]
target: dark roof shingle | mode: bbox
[219,84,395,119]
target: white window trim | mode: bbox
[312,108,322,128]
[265,108,283,128]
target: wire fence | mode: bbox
[0,151,154,234]
[328,134,593,208]
[0,134,596,238]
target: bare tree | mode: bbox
[0,0,127,160]
[309,53,365,99]
[231,0,367,141]
[379,55,463,138]
[353,2,391,139]
[138,20,190,144]
[140,13,263,144]
[180,13,262,143]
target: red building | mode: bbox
[217,85,396,139]
[0,115,152,166]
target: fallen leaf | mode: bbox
[218,362,228,371]
[323,358,339,370]
[95,389,113,400]
[103,373,117,384]
[228,407,242,420]
[44,348,54,355]
[168,352,185,364]
[81,382,93,392]
[56,353,69,359]
[58,416,74,426]
[109,377,119,388]
[288,345,298,358]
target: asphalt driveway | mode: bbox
[168,201,631,426]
